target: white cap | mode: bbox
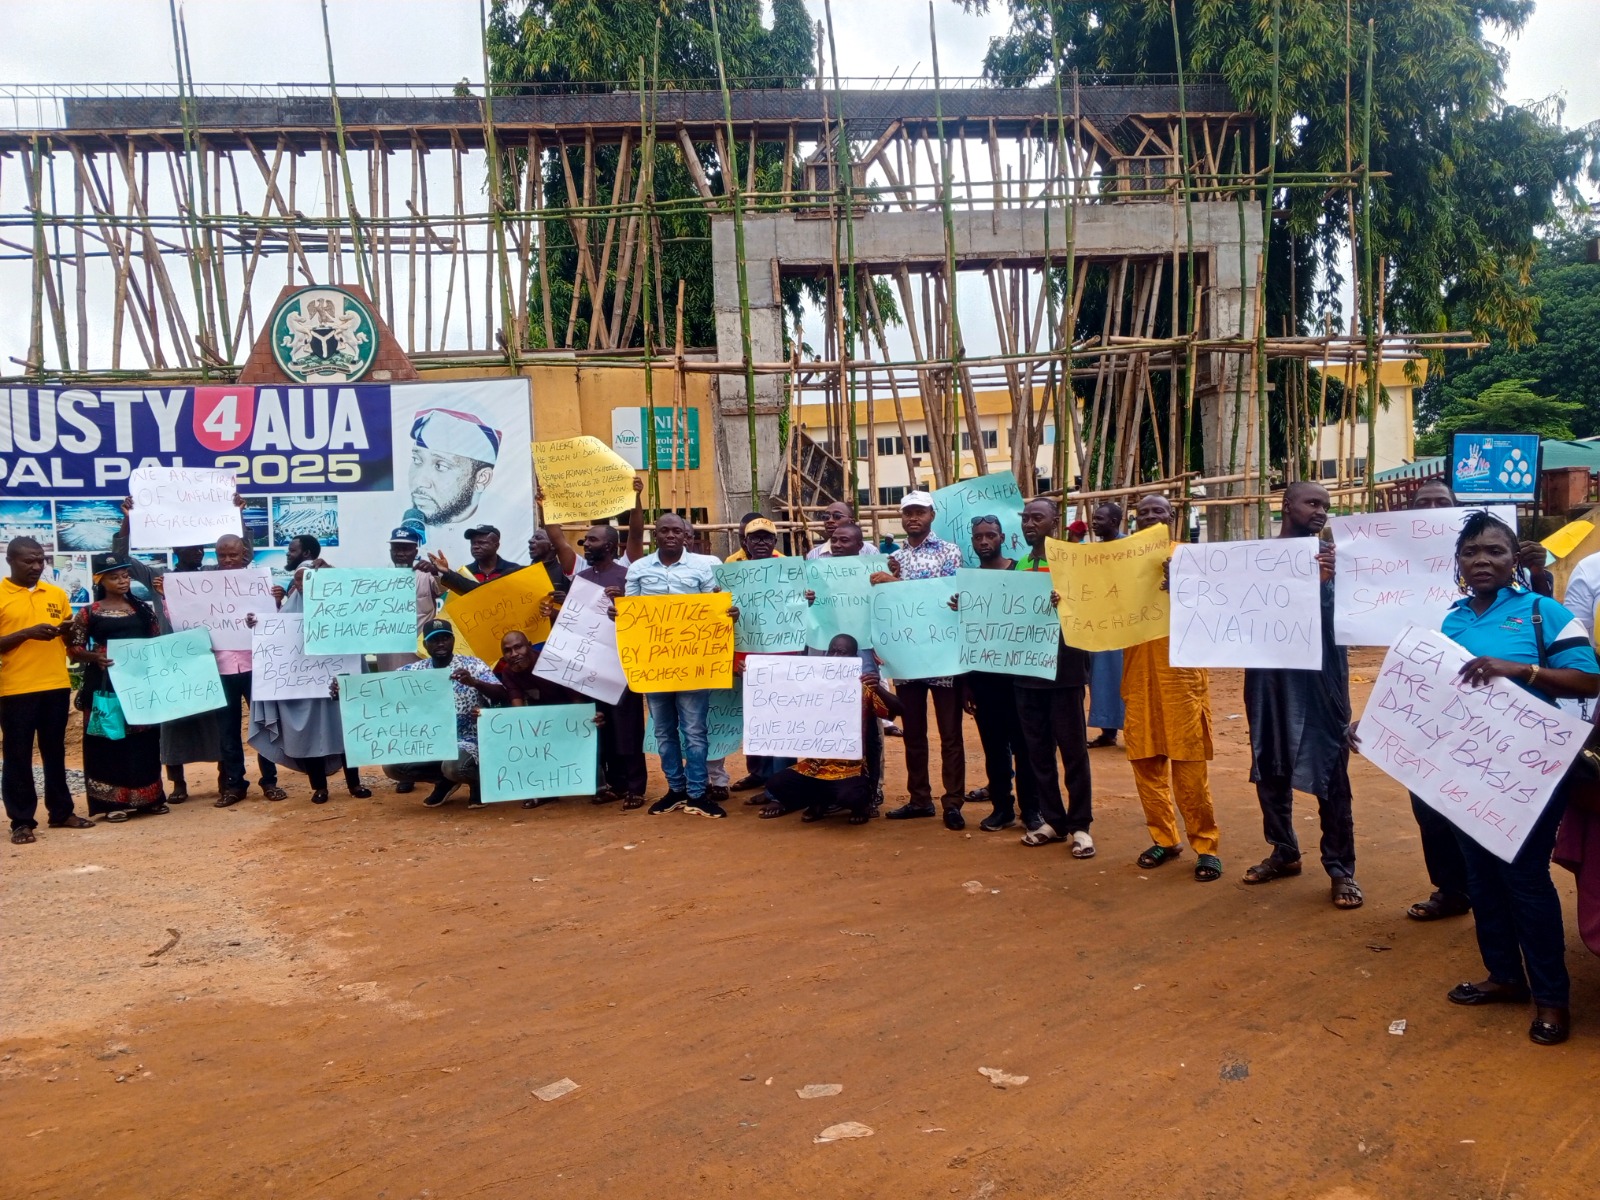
[900,490,935,510]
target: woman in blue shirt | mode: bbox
[1440,511,1600,1046]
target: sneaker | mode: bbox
[980,810,1017,832]
[423,781,461,808]
[684,796,728,819]
[649,791,688,815]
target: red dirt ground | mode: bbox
[3,649,1596,1199]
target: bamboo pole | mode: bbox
[319,0,372,295]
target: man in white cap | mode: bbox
[407,407,502,535]
[869,490,967,830]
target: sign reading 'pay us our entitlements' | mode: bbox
[1357,624,1589,862]
[1168,538,1323,670]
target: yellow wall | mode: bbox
[424,361,720,516]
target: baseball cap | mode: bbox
[1067,520,1088,535]
[389,526,422,544]
[744,517,779,536]
[422,617,454,641]
[900,490,935,510]
[463,525,500,539]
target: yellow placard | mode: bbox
[530,435,638,525]
[613,594,735,693]
[1044,524,1171,651]
[440,567,556,663]
[1542,519,1594,560]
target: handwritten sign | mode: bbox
[614,594,734,692]
[742,654,863,758]
[931,471,1026,568]
[870,577,961,681]
[1329,505,1517,646]
[162,568,275,651]
[1042,525,1170,652]
[804,554,887,650]
[531,436,637,524]
[531,576,628,705]
[1169,538,1322,669]
[303,568,419,655]
[107,628,225,723]
[954,568,1059,680]
[128,466,241,549]
[336,668,457,766]
[251,613,361,701]
[478,703,599,802]
[645,683,743,759]
[1357,624,1589,861]
[714,557,809,653]
[442,567,555,663]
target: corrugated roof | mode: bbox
[1374,437,1600,483]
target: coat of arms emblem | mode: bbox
[269,287,379,383]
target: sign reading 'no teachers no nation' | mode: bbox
[1168,537,1323,670]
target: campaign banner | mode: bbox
[1452,433,1539,503]
[0,380,533,566]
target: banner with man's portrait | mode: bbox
[0,378,535,570]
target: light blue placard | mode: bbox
[931,471,1027,568]
[870,577,962,681]
[804,554,888,651]
[955,568,1059,680]
[337,668,457,766]
[712,557,809,653]
[1451,432,1540,502]
[107,628,225,724]
[644,683,743,759]
[304,568,419,655]
[478,703,598,802]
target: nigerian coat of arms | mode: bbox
[269,287,379,383]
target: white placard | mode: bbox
[250,613,361,701]
[162,568,276,651]
[1169,537,1323,669]
[1357,624,1589,862]
[741,653,862,759]
[1329,505,1517,646]
[532,576,628,705]
[128,466,242,549]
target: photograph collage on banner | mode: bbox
[0,379,536,604]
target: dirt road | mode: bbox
[3,651,1596,1199]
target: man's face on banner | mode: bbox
[410,445,493,525]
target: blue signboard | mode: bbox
[1451,432,1540,503]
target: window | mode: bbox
[1320,459,1338,479]
[959,430,1000,451]
[911,434,931,455]
[856,488,872,507]
[877,485,906,506]
[855,438,870,459]
[1353,457,1368,479]
[876,435,902,456]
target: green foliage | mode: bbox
[487,0,815,349]
[1414,378,1581,456]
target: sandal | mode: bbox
[104,810,131,823]
[214,791,245,808]
[1070,831,1096,859]
[148,804,170,815]
[1194,854,1222,882]
[521,797,553,809]
[731,773,766,792]
[1020,823,1064,847]
[1137,844,1183,870]
[1407,891,1471,921]
[1242,856,1302,885]
[48,815,95,829]
[1331,877,1364,909]
[758,801,788,819]
[800,808,826,823]
[10,827,36,844]
[848,811,872,825]
[622,793,644,811]
[591,787,619,805]
[261,786,288,802]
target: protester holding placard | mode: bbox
[0,537,92,843]
[956,515,1038,834]
[1121,496,1221,882]
[1432,510,1600,1046]
[756,635,901,825]
[372,526,443,676]
[541,476,646,578]
[1013,498,1096,859]
[1085,503,1127,749]
[623,513,731,818]
[721,516,798,794]
[212,534,284,807]
[429,525,525,595]
[1241,482,1360,908]
[65,555,167,822]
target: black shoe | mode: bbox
[684,796,728,818]
[943,808,966,831]
[705,785,731,803]
[885,803,937,820]
[394,780,415,794]
[980,811,1017,832]
[1022,813,1044,833]
[1447,980,1531,1007]
[1530,1011,1571,1045]
[422,781,460,808]
[649,791,688,815]
[1088,730,1119,749]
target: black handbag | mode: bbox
[1532,597,1600,813]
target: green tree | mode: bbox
[1415,378,1581,456]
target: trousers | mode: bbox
[0,688,74,830]
[1256,767,1355,878]
[765,769,873,819]
[895,680,965,811]
[1411,792,1471,900]
[967,672,1036,823]
[1016,685,1093,834]
[1456,790,1570,1008]
[648,690,710,799]
[598,690,649,798]
[218,671,277,793]
[1132,756,1219,855]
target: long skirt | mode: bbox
[160,706,225,767]
[84,712,164,815]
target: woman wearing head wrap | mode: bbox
[66,555,167,821]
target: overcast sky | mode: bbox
[2,0,1596,371]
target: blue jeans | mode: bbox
[219,671,278,793]
[648,690,711,799]
[1454,788,1570,1007]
